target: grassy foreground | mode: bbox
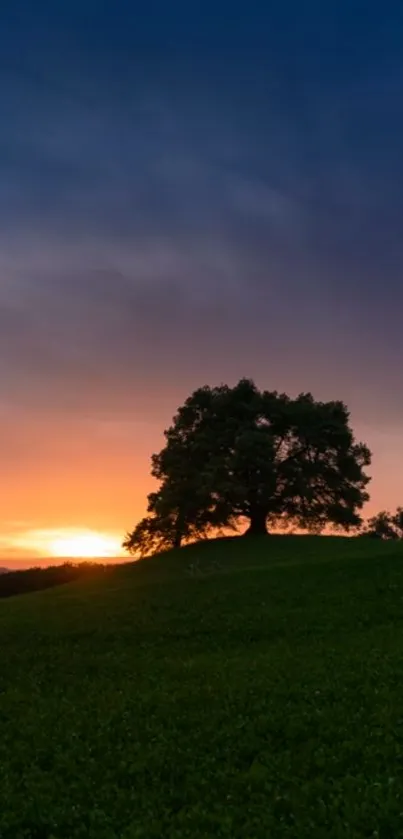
[1,536,403,838]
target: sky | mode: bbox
[1,1,403,564]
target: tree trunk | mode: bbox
[173,530,182,549]
[173,512,184,549]
[243,508,269,537]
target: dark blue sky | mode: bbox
[1,1,403,556]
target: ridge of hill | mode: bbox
[1,535,403,838]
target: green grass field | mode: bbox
[2,535,403,838]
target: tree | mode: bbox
[122,515,179,557]
[365,507,403,540]
[393,508,403,537]
[123,378,371,555]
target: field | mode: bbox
[1,535,403,838]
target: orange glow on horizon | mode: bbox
[5,528,125,562]
[1,406,402,568]
[49,531,122,559]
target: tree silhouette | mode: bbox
[124,378,371,556]
[365,507,403,539]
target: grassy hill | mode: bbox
[1,535,403,838]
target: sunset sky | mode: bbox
[1,2,403,565]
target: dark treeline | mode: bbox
[0,562,108,599]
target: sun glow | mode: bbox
[49,531,121,559]
[7,527,123,560]
[2,527,124,564]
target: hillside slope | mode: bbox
[1,536,403,838]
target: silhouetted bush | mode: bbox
[364,507,403,540]
[0,562,109,599]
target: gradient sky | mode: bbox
[2,1,403,563]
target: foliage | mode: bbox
[124,378,371,552]
[122,514,182,557]
[365,506,403,539]
[2,536,403,837]
[122,486,232,557]
[0,561,107,598]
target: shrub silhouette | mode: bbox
[0,562,107,599]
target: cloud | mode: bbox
[1,15,403,436]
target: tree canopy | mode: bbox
[124,378,371,556]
